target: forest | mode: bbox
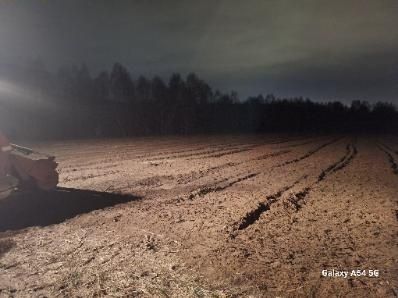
[0,61,397,139]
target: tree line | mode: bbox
[0,61,397,139]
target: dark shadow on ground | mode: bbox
[0,187,141,232]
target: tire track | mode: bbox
[176,149,292,186]
[235,175,307,231]
[61,136,314,172]
[234,142,357,232]
[318,144,358,181]
[142,136,298,161]
[186,136,318,160]
[174,145,308,199]
[253,149,291,161]
[180,138,324,186]
[148,138,311,188]
[378,143,398,175]
[274,138,342,168]
[140,140,264,161]
[188,145,259,159]
[175,162,238,185]
[174,139,338,201]
[61,138,259,170]
[121,137,286,162]
[64,143,290,187]
[278,136,323,149]
[62,143,234,168]
[284,143,357,211]
[181,173,259,201]
[60,140,259,173]
[65,137,325,192]
[149,144,258,161]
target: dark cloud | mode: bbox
[0,0,397,102]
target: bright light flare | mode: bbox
[0,80,27,99]
[0,79,52,110]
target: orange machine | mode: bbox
[0,131,58,200]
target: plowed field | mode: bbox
[1,135,397,297]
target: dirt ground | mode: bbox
[0,134,397,297]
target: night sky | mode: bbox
[0,0,397,102]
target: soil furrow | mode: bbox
[253,149,291,161]
[60,136,311,172]
[286,143,357,211]
[274,138,341,168]
[4,136,398,298]
[318,144,358,181]
[150,140,335,199]
[175,149,291,186]
[235,142,357,231]
[184,173,259,201]
[278,137,323,148]
[235,176,307,230]
[173,145,309,198]
[186,140,328,186]
[60,138,262,169]
[150,144,257,161]
[186,137,317,160]
[60,142,246,172]
[378,144,398,175]
[174,137,303,161]
[189,146,258,159]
